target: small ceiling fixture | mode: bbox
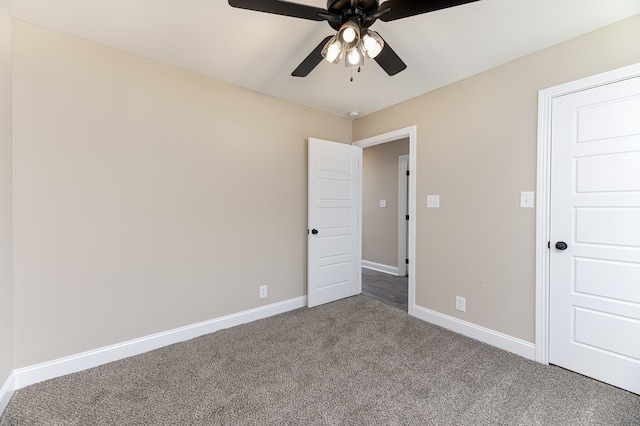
[348,111,360,119]
[229,0,480,78]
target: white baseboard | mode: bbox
[362,260,400,276]
[4,297,535,417]
[413,305,536,361]
[0,371,15,415]
[12,296,307,390]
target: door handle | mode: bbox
[311,229,319,235]
[555,241,568,251]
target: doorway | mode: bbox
[354,126,417,315]
[359,139,409,310]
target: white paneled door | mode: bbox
[549,75,640,394]
[307,138,361,308]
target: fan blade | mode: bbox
[374,39,407,76]
[292,36,333,77]
[379,0,479,22]
[228,0,327,21]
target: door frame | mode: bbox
[398,154,410,277]
[353,126,417,315]
[535,62,640,364]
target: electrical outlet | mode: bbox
[456,296,466,312]
[259,285,268,299]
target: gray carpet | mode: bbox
[1,295,639,425]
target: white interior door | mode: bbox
[307,138,361,307]
[549,75,640,394]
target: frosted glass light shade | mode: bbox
[321,35,344,64]
[361,29,384,59]
[346,47,363,66]
[337,21,360,51]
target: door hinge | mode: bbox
[547,241,550,249]
[405,215,409,220]
[406,170,410,176]
[405,258,409,264]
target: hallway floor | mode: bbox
[362,268,408,311]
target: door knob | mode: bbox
[311,229,319,235]
[555,241,568,251]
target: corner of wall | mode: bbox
[0,0,14,413]
[0,372,15,416]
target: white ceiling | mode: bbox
[4,0,640,118]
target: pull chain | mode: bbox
[349,66,362,82]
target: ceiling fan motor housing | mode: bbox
[327,0,380,30]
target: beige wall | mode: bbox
[0,0,13,385]
[11,20,352,367]
[353,14,640,343]
[362,138,409,268]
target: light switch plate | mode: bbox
[520,191,534,208]
[426,195,440,208]
[379,200,387,208]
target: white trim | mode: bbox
[0,371,15,415]
[353,125,417,316]
[362,260,399,276]
[12,296,306,390]
[535,87,552,365]
[397,154,409,277]
[535,62,640,365]
[414,305,536,361]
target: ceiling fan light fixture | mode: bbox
[342,27,356,43]
[337,20,360,50]
[321,35,344,64]
[346,47,363,67]
[361,29,384,59]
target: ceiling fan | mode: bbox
[228,0,479,77]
